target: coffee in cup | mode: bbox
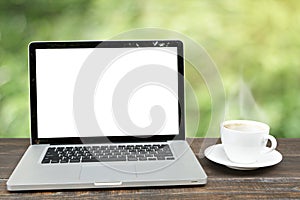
[221,120,277,164]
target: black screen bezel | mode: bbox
[29,40,185,145]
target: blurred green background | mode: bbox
[0,0,299,138]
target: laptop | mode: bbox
[7,40,207,191]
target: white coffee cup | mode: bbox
[221,120,277,164]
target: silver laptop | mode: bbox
[7,40,207,191]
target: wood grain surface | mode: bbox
[0,138,299,199]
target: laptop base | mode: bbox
[7,141,207,191]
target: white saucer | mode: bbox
[204,144,283,170]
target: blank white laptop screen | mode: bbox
[35,47,179,138]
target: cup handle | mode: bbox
[263,135,277,154]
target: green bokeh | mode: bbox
[0,0,299,138]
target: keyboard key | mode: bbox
[145,154,154,157]
[118,155,126,159]
[128,157,138,161]
[60,159,69,163]
[166,157,175,160]
[51,159,59,163]
[109,155,117,158]
[138,157,147,161]
[101,155,109,158]
[82,158,99,162]
[42,158,50,164]
[70,158,80,163]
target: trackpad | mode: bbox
[80,164,137,182]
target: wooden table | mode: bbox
[0,138,299,199]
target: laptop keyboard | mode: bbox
[41,144,174,164]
